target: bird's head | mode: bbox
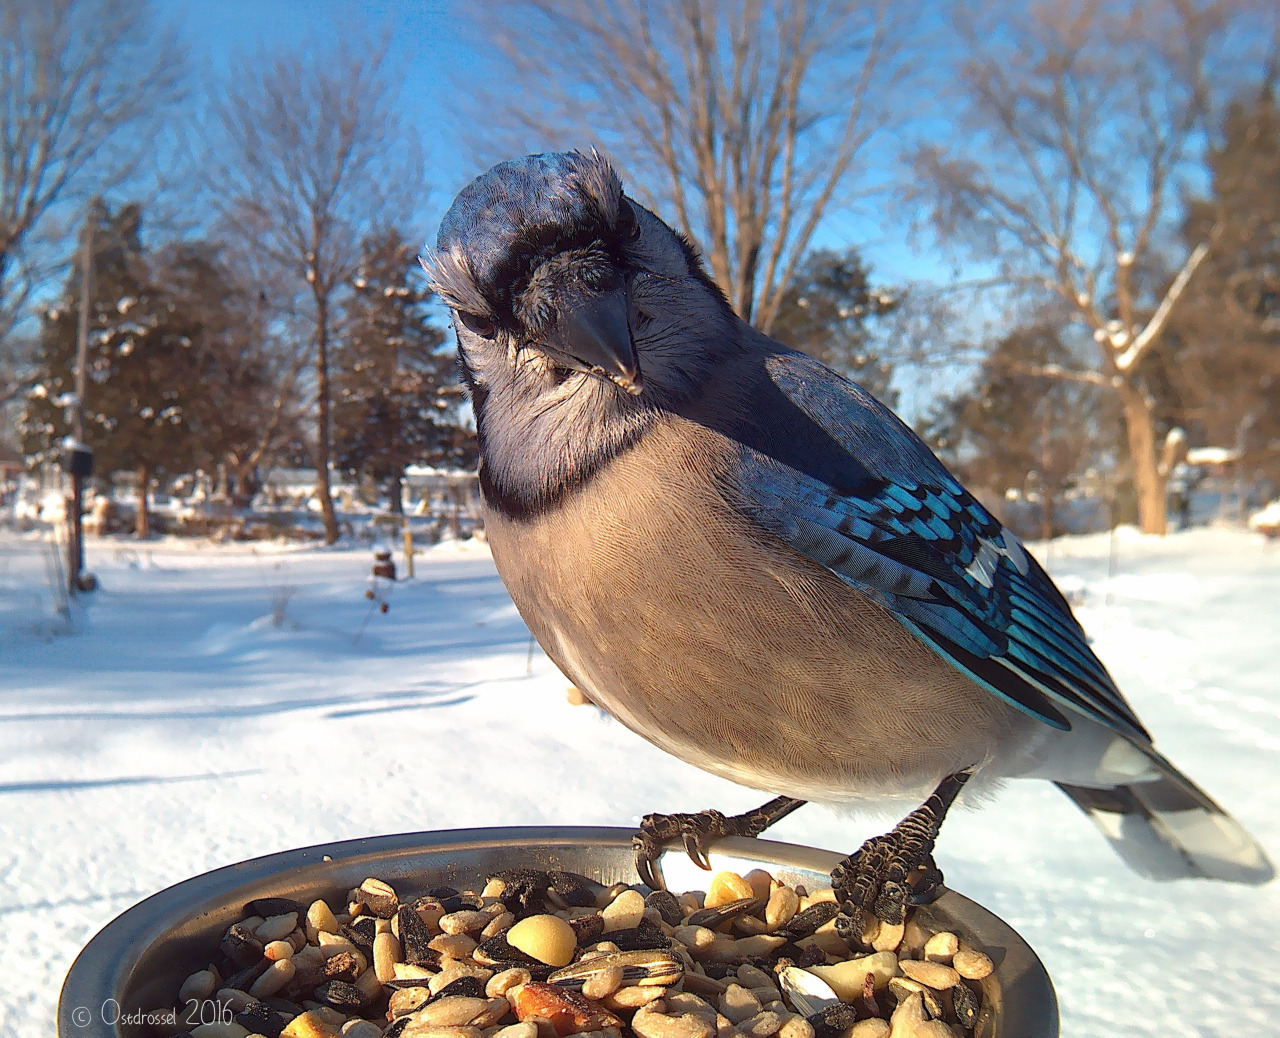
[429,150,734,411]
[427,150,737,514]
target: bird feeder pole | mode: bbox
[67,207,95,594]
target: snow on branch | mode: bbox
[1114,234,1216,373]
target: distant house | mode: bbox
[259,467,358,509]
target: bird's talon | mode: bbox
[630,798,806,887]
[632,832,666,891]
[681,832,710,870]
[830,772,972,938]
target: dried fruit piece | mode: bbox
[321,951,360,982]
[511,980,625,1036]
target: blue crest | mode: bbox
[433,151,622,313]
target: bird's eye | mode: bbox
[457,311,497,339]
[618,199,640,241]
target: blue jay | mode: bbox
[429,151,1272,930]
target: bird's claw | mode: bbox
[682,830,713,871]
[831,835,938,939]
[632,797,808,890]
[831,771,972,941]
[633,808,729,889]
[632,830,664,891]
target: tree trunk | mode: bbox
[313,295,341,544]
[1039,408,1053,541]
[1041,489,1055,542]
[136,463,151,539]
[1117,379,1167,536]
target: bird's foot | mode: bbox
[633,795,806,889]
[830,770,972,941]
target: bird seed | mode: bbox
[149,869,992,1038]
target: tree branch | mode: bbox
[1114,231,1217,373]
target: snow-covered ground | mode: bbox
[1,525,1277,1037]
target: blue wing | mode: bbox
[730,350,1149,741]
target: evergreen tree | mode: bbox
[22,204,249,535]
[770,248,898,405]
[154,241,280,480]
[922,321,1114,539]
[332,229,473,511]
[1168,83,1280,480]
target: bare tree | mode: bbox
[909,0,1274,534]
[479,0,917,332]
[0,0,183,358]
[212,41,424,544]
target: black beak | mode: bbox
[539,284,643,395]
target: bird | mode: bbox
[428,149,1273,931]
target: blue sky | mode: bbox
[169,0,932,287]
[174,0,481,215]
[160,0,979,422]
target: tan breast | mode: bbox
[484,415,1023,803]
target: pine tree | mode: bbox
[770,248,898,404]
[153,241,280,481]
[1168,83,1280,481]
[332,229,473,511]
[23,203,222,535]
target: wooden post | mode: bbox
[402,517,415,579]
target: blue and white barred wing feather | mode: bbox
[732,351,1274,884]
[735,351,1149,743]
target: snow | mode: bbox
[1248,499,1280,533]
[1,526,1278,1037]
[1186,447,1238,466]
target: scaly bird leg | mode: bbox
[633,795,807,889]
[832,769,973,940]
